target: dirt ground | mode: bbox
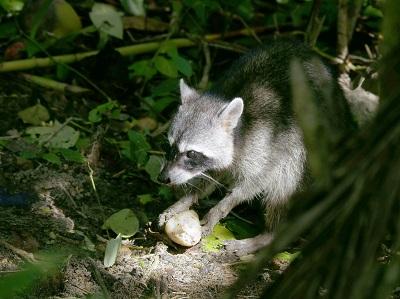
[0,78,288,298]
[0,162,284,298]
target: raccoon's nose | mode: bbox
[162,177,171,184]
[158,169,171,184]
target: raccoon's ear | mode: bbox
[180,79,198,104]
[219,97,244,130]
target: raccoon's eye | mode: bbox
[186,150,199,159]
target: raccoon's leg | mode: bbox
[224,232,274,256]
[158,183,217,228]
[264,199,289,231]
[201,191,242,236]
[158,194,198,228]
[223,201,288,256]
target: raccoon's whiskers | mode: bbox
[181,183,189,196]
[200,173,225,188]
[186,182,203,193]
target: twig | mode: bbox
[312,47,343,64]
[313,47,365,72]
[198,42,211,91]
[87,161,107,227]
[0,27,275,73]
[305,0,325,47]
[337,0,349,61]
[337,0,363,63]
[208,41,247,53]
[348,54,374,64]
[18,31,113,102]
[59,183,78,209]
[20,73,90,93]
[230,211,254,225]
[233,14,262,44]
[69,119,92,134]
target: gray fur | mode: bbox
[159,40,354,255]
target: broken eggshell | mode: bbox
[165,210,202,246]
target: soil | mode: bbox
[0,83,283,298]
[0,161,282,298]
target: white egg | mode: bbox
[165,210,202,246]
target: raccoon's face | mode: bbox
[160,79,243,185]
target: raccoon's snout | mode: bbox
[158,167,171,184]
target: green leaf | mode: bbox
[58,148,84,163]
[0,0,24,13]
[129,59,157,80]
[364,5,383,18]
[18,104,50,126]
[88,102,118,123]
[103,234,122,267]
[144,155,163,182]
[120,0,145,16]
[159,42,178,55]
[42,152,61,165]
[138,194,154,205]
[154,56,178,78]
[158,186,174,201]
[75,137,90,150]
[50,126,80,148]
[102,209,139,238]
[52,0,82,38]
[26,121,80,149]
[19,151,37,159]
[0,140,8,148]
[128,130,151,166]
[212,224,236,240]
[172,55,192,77]
[201,235,222,253]
[152,97,176,113]
[225,219,259,239]
[201,224,235,253]
[152,79,179,96]
[274,251,300,263]
[165,46,193,77]
[88,109,102,123]
[236,0,254,20]
[89,3,123,39]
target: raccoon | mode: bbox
[158,39,354,256]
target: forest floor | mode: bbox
[0,85,285,298]
[0,158,285,298]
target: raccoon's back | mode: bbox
[210,39,355,132]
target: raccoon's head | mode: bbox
[159,79,243,185]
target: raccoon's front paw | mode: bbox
[200,210,221,237]
[158,210,174,229]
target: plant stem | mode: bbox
[20,73,90,93]
[0,27,272,73]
